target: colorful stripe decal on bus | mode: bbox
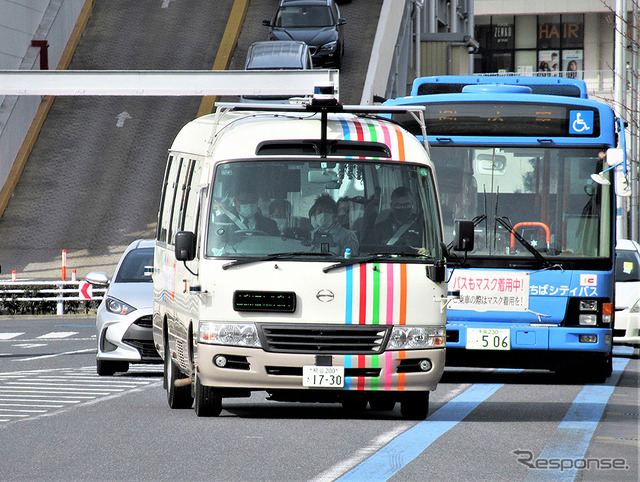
[338,118,406,161]
[345,263,408,325]
[341,352,407,391]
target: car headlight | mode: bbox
[198,322,262,348]
[630,298,640,314]
[105,296,136,315]
[387,326,445,350]
[319,41,337,52]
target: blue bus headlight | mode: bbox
[198,322,261,348]
[579,314,598,326]
[387,326,445,350]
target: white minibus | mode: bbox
[153,95,471,419]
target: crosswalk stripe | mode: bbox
[0,365,161,425]
[37,331,78,339]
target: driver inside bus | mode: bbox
[366,186,422,248]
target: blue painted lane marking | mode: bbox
[337,383,503,481]
[526,346,634,481]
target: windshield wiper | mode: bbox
[495,217,555,269]
[322,252,431,273]
[222,252,330,270]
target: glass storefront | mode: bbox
[474,15,584,77]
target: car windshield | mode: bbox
[616,248,640,282]
[114,247,154,283]
[206,160,442,260]
[275,6,335,28]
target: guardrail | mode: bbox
[0,280,105,316]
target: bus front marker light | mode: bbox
[579,314,597,326]
[214,355,227,368]
[579,335,598,343]
[602,302,613,324]
[419,359,432,371]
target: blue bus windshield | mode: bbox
[434,145,612,262]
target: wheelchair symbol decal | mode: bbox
[569,110,594,135]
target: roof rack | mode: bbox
[214,101,427,158]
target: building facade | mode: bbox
[473,0,619,97]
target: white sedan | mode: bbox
[614,239,640,347]
[86,239,161,375]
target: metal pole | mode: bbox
[468,0,475,74]
[615,0,628,240]
[415,0,423,78]
[632,1,639,240]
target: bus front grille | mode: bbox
[259,324,390,354]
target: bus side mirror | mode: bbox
[175,231,196,261]
[452,220,474,252]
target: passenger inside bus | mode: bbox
[268,199,291,235]
[310,194,359,256]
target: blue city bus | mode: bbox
[384,75,625,381]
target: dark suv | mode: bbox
[263,0,346,68]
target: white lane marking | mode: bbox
[115,111,132,127]
[0,366,161,425]
[0,333,24,340]
[12,343,47,348]
[37,331,77,339]
[0,397,80,404]
[0,403,64,408]
[16,348,95,361]
[161,0,174,8]
[310,424,413,482]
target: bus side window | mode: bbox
[167,158,186,245]
[157,155,176,244]
[181,161,203,255]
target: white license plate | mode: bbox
[466,328,511,350]
[302,366,344,388]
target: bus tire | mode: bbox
[400,391,429,420]
[369,395,396,412]
[194,372,222,417]
[165,343,193,409]
[589,353,612,383]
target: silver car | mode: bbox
[86,239,160,376]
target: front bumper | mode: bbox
[446,323,612,352]
[96,308,161,363]
[613,310,640,346]
[195,344,445,393]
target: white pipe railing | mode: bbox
[0,280,105,315]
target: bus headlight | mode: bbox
[579,314,598,326]
[198,322,261,348]
[387,326,445,350]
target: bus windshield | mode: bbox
[206,160,442,260]
[433,146,612,260]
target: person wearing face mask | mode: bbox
[310,194,359,256]
[269,199,290,235]
[368,186,423,248]
[231,190,279,235]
